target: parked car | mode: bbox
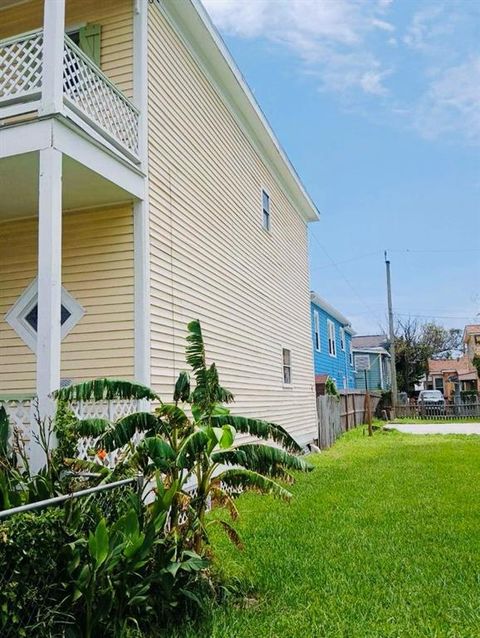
[417,390,445,414]
[418,390,445,405]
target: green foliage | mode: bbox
[0,508,72,637]
[472,355,480,377]
[394,319,463,393]
[54,379,158,403]
[460,390,478,403]
[325,377,339,398]
[61,319,311,555]
[0,320,312,636]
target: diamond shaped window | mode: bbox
[5,278,85,353]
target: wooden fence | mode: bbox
[317,390,381,449]
[395,402,480,421]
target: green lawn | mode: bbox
[174,428,480,638]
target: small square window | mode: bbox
[24,303,72,332]
[5,278,84,353]
[282,348,291,384]
[262,189,270,230]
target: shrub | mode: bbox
[0,508,73,637]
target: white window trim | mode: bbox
[261,187,270,231]
[349,342,353,366]
[282,347,292,386]
[327,319,337,357]
[313,310,321,352]
[5,278,85,354]
[340,327,345,351]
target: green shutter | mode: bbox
[79,24,101,66]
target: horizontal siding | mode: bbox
[0,205,134,393]
[0,0,133,98]
[147,6,317,443]
[311,302,355,389]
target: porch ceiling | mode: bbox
[0,152,134,220]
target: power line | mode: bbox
[309,232,384,330]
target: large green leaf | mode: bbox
[54,378,158,402]
[186,321,234,409]
[235,443,313,474]
[89,518,109,567]
[215,468,293,501]
[73,418,111,438]
[137,436,175,471]
[176,429,210,469]
[210,415,302,453]
[99,412,157,451]
[173,371,190,403]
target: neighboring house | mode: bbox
[352,335,391,391]
[464,325,480,361]
[426,325,480,399]
[310,293,355,392]
[0,0,320,467]
[426,357,479,400]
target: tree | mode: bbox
[394,318,463,393]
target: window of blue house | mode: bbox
[327,320,336,357]
[313,310,320,351]
[349,342,353,366]
[262,189,270,230]
[340,327,345,351]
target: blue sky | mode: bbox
[202,0,480,334]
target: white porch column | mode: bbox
[33,147,62,471]
[39,0,65,116]
[133,0,150,387]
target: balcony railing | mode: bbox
[0,29,139,159]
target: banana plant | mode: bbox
[55,320,313,552]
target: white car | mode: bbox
[418,390,445,407]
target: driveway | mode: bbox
[386,423,480,435]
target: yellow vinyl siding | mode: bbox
[0,0,133,98]
[0,205,134,393]
[147,7,317,443]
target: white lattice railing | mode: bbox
[0,396,140,469]
[0,396,34,446]
[71,399,142,468]
[63,36,139,156]
[0,30,139,158]
[0,30,43,105]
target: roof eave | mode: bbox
[157,0,319,223]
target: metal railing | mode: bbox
[0,477,139,637]
[0,29,139,157]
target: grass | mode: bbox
[172,428,480,638]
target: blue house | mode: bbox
[351,335,391,391]
[310,292,355,390]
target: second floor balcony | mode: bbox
[0,27,140,163]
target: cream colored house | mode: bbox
[0,0,319,466]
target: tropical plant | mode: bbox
[65,483,207,638]
[325,377,339,398]
[55,320,313,553]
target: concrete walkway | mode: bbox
[386,423,480,435]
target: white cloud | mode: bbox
[414,57,480,143]
[202,0,394,96]
[203,0,480,144]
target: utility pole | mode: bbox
[385,251,398,415]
